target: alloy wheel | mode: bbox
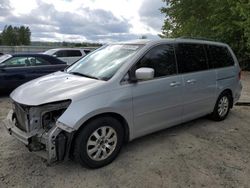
[86,126,117,161]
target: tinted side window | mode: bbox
[55,50,67,57]
[66,50,82,57]
[135,44,177,78]
[175,43,208,73]
[207,45,234,68]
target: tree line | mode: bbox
[0,25,31,46]
[160,0,250,70]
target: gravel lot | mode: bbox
[0,72,249,188]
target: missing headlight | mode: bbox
[41,100,71,131]
[42,109,67,131]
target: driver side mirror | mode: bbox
[135,67,155,80]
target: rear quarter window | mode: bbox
[206,45,235,68]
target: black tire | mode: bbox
[73,116,124,168]
[210,91,232,121]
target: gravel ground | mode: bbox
[0,73,249,188]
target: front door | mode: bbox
[27,56,66,78]
[131,44,184,138]
[1,56,32,89]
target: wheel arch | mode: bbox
[73,112,130,144]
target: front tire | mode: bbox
[210,92,231,121]
[73,116,124,168]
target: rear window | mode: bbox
[175,43,208,73]
[206,45,235,68]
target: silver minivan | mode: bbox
[3,39,242,168]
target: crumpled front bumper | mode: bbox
[2,110,68,164]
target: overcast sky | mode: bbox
[0,0,165,43]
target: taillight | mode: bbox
[238,70,242,80]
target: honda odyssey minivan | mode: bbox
[3,39,242,168]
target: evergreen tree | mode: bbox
[0,25,31,45]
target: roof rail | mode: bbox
[177,36,218,42]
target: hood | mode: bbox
[11,71,104,106]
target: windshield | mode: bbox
[0,54,12,63]
[66,44,143,80]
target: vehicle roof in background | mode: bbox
[53,48,85,50]
[12,53,58,57]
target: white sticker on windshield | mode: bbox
[122,45,140,50]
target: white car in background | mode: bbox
[44,48,91,65]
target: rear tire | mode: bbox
[73,116,124,168]
[210,92,232,121]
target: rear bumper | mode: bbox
[3,110,70,164]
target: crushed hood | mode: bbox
[11,71,104,106]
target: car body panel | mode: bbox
[58,86,134,137]
[11,71,105,106]
[0,66,32,89]
[181,70,217,122]
[130,75,184,138]
[216,66,242,103]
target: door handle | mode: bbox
[186,79,196,84]
[170,82,181,87]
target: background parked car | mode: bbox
[0,54,67,91]
[43,48,91,65]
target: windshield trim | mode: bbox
[68,71,101,80]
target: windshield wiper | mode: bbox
[69,71,100,80]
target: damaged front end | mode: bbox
[3,99,74,164]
